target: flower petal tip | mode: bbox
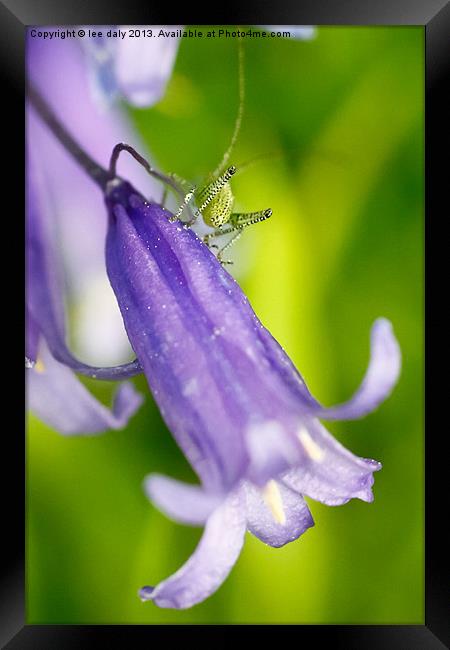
[138,586,155,602]
[358,490,375,504]
[143,474,223,526]
[112,381,144,426]
[313,318,401,421]
[364,458,382,472]
[372,318,401,359]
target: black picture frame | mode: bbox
[3,1,447,646]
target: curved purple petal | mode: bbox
[281,418,382,505]
[144,474,223,526]
[256,319,401,422]
[28,343,143,435]
[245,480,314,548]
[139,490,246,609]
[305,319,401,421]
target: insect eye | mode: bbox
[228,165,237,175]
[264,209,273,218]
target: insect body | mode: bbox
[198,168,236,228]
[197,169,272,265]
[172,163,272,265]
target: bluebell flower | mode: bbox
[26,31,177,434]
[26,143,143,434]
[27,27,397,607]
[104,179,400,609]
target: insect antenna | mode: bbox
[211,38,245,179]
[233,150,284,176]
[234,146,351,178]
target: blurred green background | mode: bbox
[27,26,424,624]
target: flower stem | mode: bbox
[109,142,184,200]
[28,84,111,189]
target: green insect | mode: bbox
[168,41,273,265]
[109,41,273,266]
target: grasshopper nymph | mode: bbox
[170,41,273,265]
[108,41,272,266]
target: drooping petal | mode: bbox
[144,474,223,526]
[27,343,143,435]
[281,418,381,505]
[139,490,246,609]
[256,319,401,422]
[245,480,314,548]
[306,319,401,421]
[115,27,181,107]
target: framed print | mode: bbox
[1,1,447,646]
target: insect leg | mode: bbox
[203,225,235,248]
[229,208,273,228]
[217,227,244,266]
[169,186,197,223]
[202,224,243,263]
[203,208,272,258]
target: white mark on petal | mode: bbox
[263,480,286,525]
[298,427,324,461]
[34,358,46,374]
